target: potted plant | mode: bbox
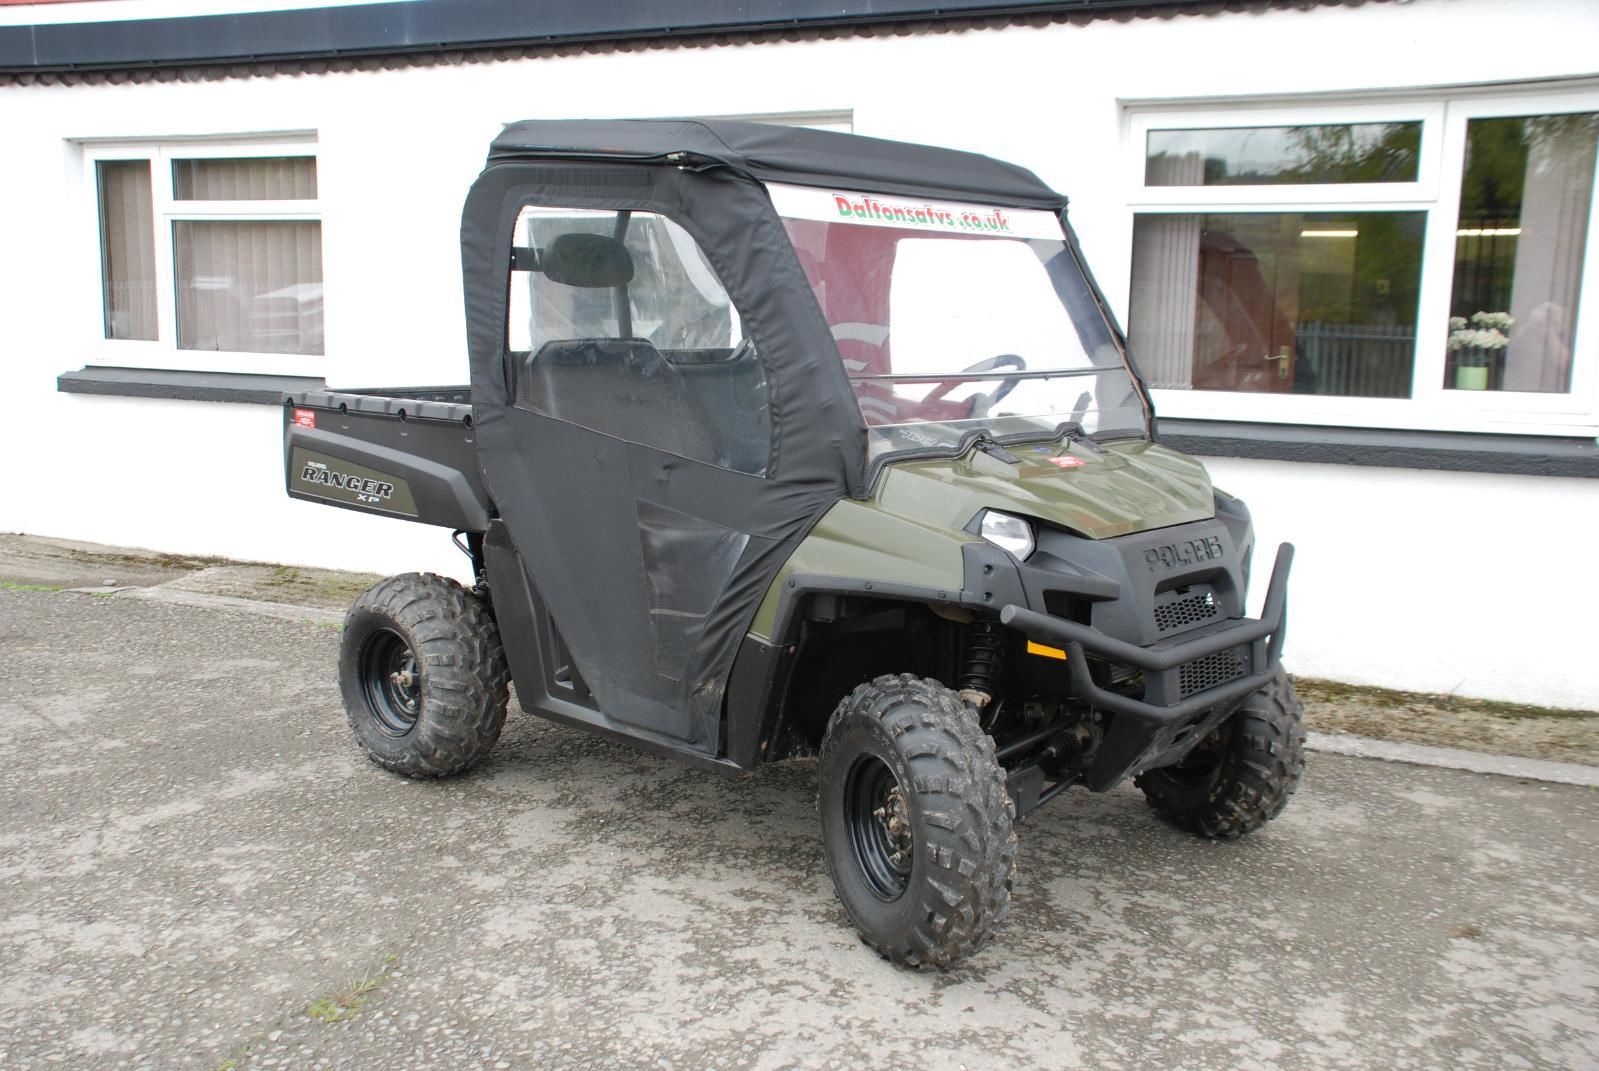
[1447,311,1512,390]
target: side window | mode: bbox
[507,206,770,477]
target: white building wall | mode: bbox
[1,0,1596,705]
[1209,458,1599,707]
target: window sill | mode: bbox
[1157,419,1599,478]
[57,366,324,405]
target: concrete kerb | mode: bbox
[57,583,1598,789]
[1307,731,1599,788]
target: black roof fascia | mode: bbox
[1,0,1224,75]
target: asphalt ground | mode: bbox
[1,588,1596,1071]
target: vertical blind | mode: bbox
[97,160,158,341]
[97,154,323,356]
[173,156,322,355]
[174,220,324,355]
[172,156,318,201]
[1501,116,1597,393]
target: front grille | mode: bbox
[1177,646,1248,698]
[1154,588,1220,634]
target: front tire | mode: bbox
[339,572,510,778]
[1135,669,1305,838]
[817,674,1017,969]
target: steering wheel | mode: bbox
[921,354,1028,418]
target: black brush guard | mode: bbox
[997,543,1293,805]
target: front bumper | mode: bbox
[1000,542,1293,792]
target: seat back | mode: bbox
[515,338,721,464]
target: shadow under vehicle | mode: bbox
[282,119,1304,969]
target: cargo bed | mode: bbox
[282,386,493,531]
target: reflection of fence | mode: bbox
[1295,321,1414,398]
[1451,226,1517,315]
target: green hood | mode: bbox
[876,438,1215,541]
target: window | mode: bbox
[86,141,324,375]
[773,184,1142,461]
[1446,114,1598,395]
[1145,122,1422,187]
[1125,91,1599,435]
[507,206,770,476]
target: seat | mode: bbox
[515,338,721,465]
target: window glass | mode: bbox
[507,206,770,476]
[92,145,323,367]
[774,184,1144,461]
[174,221,324,355]
[172,157,318,200]
[1128,211,1425,397]
[1146,123,1421,186]
[97,160,157,341]
[1444,112,1598,393]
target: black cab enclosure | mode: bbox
[283,120,1302,969]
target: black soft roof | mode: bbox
[490,118,1067,209]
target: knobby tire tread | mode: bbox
[818,674,1018,969]
[1134,670,1306,839]
[341,572,510,779]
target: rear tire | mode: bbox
[1135,669,1305,839]
[817,674,1017,969]
[339,572,509,778]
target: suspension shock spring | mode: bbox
[958,619,1005,710]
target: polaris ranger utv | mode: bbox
[283,119,1303,969]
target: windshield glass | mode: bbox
[771,184,1147,460]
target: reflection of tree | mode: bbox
[1462,118,1528,224]
[1454,113,1599,319]
[1146,123,1421,185]
[1273,123,1421,184]
[1297,212,1423,327]
[1461,113,1599,223]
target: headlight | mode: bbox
[979,510,1035,560]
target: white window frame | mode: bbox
[81,136,324,377]
[1122,87,1599,437]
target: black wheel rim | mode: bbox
[1166,719,1231,783]
[359,628,421,737]
[844,754,914,902]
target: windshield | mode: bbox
[771,184,1147,461]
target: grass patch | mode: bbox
[67,547,231,572]
[260,565,374,605]
[1296,677,1595,721]
[305,956,397,1024]
[0,579,64,592]
[213,1034,267,1071]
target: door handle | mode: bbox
[1263,347,1291,380]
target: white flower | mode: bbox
[1449,316,1468,331]
[1447,325,1509,355]
[1470,310,1514,331]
